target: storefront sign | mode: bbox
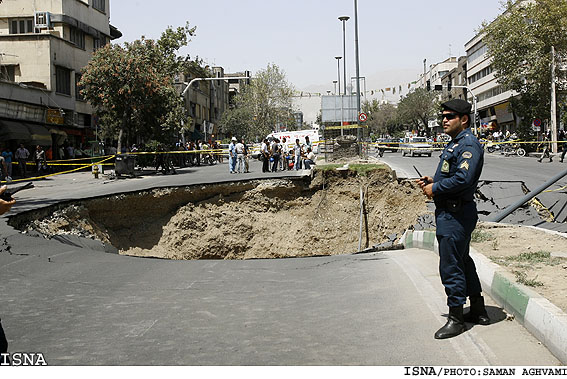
[46,109,64,125]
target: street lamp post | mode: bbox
[353,0,362,151]
[334,56,342,95]
[333,80,338,95]
[338,16,350,97]
[335,56,344,136]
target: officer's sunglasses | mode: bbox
[440,112,460,121]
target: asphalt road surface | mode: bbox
[378,149,567,232]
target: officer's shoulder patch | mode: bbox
[462,151,473,159]
[460,161,470,170]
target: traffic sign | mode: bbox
[533,119,541,127]
[358,112,368,122]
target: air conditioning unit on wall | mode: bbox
[34,12,51,29]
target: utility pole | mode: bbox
[354,0,361,150]
[423,59,427,88]
[551,45,558,153]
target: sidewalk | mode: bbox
[402,229,567,364]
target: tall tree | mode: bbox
[362,99,401,137]
[396,88,439,132]
[80,23,196,152]
[481,0,567,135]
[220,63,295,141]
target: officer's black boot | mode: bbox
[434,306,465,339]
[464,295,490,325]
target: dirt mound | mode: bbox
[125,167,426,260]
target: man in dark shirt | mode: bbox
[417,99,490,339]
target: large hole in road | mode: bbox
[9,168,428,260]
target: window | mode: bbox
[467,44,488,65]
[34,12,51,29]
[56,66,72,95]
[477,85,507,103]
[468,66,493,85]
[93,35,108,51]
[77,113,91,127]
[0,66,15,82]
[92,0,106,13]
[69,27,85,49]
[9,18,34,34]
[75,73,85,101]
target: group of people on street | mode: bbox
[228,137,250,174]
[260,136,315,173]
[173,140,222,168]
[0,144,49,181]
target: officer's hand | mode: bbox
[0,185,16,215]
[422,183,434,199]
[416,176,433,188]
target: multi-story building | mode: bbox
[0,0,121,156]
[225,71,250,107]
[415,57,459,134]
[418,57,458,93]
[180,66,231,143]
[464,31,518,135]
[440,56,468,102]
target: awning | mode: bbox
[48,127,67,136]
[0,120,32,141]
[25,123,51,146]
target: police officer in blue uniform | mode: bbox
[417,99,490,339]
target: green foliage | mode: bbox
[396,88,439,131]
[220,63,295,141]
[513,271,544,287]
[481,0,567,128]
[471,229,495,243]
[80,22,197,150]
[362,100,402,136]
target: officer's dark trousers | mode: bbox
[435,202,482,307]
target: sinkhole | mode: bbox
[9,168,428,260]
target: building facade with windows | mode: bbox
[0,0,121,156]
[178,66,232,143]
[464,32,518,135]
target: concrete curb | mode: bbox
[400,229,567,364]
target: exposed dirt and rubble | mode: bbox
[12,165,426,260]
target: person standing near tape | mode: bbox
[417,99,490,340]
[15,144,29,178]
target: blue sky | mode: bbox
[110,0,505,120]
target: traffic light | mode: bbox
[426,80,431,91]
[447,81,452,91]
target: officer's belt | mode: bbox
[434,198,473,212]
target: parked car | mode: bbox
[400,136,432,157]
[382,138,400,152]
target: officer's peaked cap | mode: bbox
[441,99,472,115]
